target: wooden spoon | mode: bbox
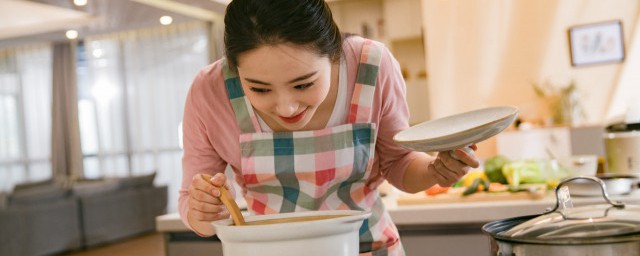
[201,174,246,226]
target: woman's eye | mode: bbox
[250,87,270,93]
[294,83,314,90]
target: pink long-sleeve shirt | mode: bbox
[179,36,421,230]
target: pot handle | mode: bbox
[547,176,625,213]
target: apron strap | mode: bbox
[348,39,383,124]
[222,60,261,133]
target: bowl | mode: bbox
[563,174,638,197]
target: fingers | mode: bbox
[188,173,231,222]
[189,207,230,222]
[432,158,465,183]
[448,148,480,169]
[440,152,472,174]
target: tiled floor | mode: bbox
[64,232,164,256]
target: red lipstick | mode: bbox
[279,109,307,123]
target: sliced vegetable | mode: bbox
[462,178,482,196]
[488,182,509,192]
[425,184,450,196]
[459,170,488,187]
[482,179,490,192]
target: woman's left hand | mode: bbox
[426,144,480,187]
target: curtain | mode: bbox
[51,42,83,180]
[78,22,209,211]
[0,45,53,191]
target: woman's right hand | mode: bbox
[187,173,231,236]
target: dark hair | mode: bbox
[224,0,342,71]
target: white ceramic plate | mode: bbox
[394,106,519,152]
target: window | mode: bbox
[0,45,53,191]
[77,22,209,211]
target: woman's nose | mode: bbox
[275,95,299,117]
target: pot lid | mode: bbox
[501,176,640,240]
[606,122,640,132]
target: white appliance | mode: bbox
[604,122,640,175]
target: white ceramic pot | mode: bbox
[212,210,370,256]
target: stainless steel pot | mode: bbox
[483,176,640,256]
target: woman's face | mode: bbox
[236,43,333,131]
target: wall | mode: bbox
[422,0,639,157]
[423,0,639,122]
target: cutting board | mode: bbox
[396,190,547,205]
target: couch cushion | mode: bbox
[12,179,54,192]
[9,185,70,206]
[72,179,120,197]
[117,172,156,189]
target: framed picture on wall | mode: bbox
[568,20,625,67]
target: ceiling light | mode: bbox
[65,30,79,40]
[159,16,173,25]
[74,0,88,6]
[92,49,104,58]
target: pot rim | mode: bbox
[212,210,371,230]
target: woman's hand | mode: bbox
[187,173,231,236]
[426,144,480,187]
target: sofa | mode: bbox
[0,184,82,256]
[0,173,168,256]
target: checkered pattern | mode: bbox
[224,39,402,255]
[349,39,382,124]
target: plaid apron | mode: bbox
[223,39,403,256]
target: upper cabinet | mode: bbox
[328,0,429,124]
[382,0,423,41]
[328,0,423,42]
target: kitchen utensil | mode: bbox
[212,210,370,256]
[557,154,598,177]
[564,174,638,196]
[393,106,518,156]
[483,176,640,255]
[604,123,640,175]
[200,174,246,226]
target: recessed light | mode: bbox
[74,0,88,6]
[159,16,173,25]
[92,49,104,58]
[65,30,79,40]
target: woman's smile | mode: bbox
[279,108,308,123]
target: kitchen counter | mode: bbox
[156,191,640,256]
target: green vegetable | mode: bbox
[482,179,490,192]
[501,161,547,187]
[484,155,510,184]
[462,178,481,196]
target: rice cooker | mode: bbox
[604,122,640,175]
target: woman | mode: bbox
[179,0,479,255]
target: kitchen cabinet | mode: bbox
[328,0,430,123]
[382,0,423,41]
